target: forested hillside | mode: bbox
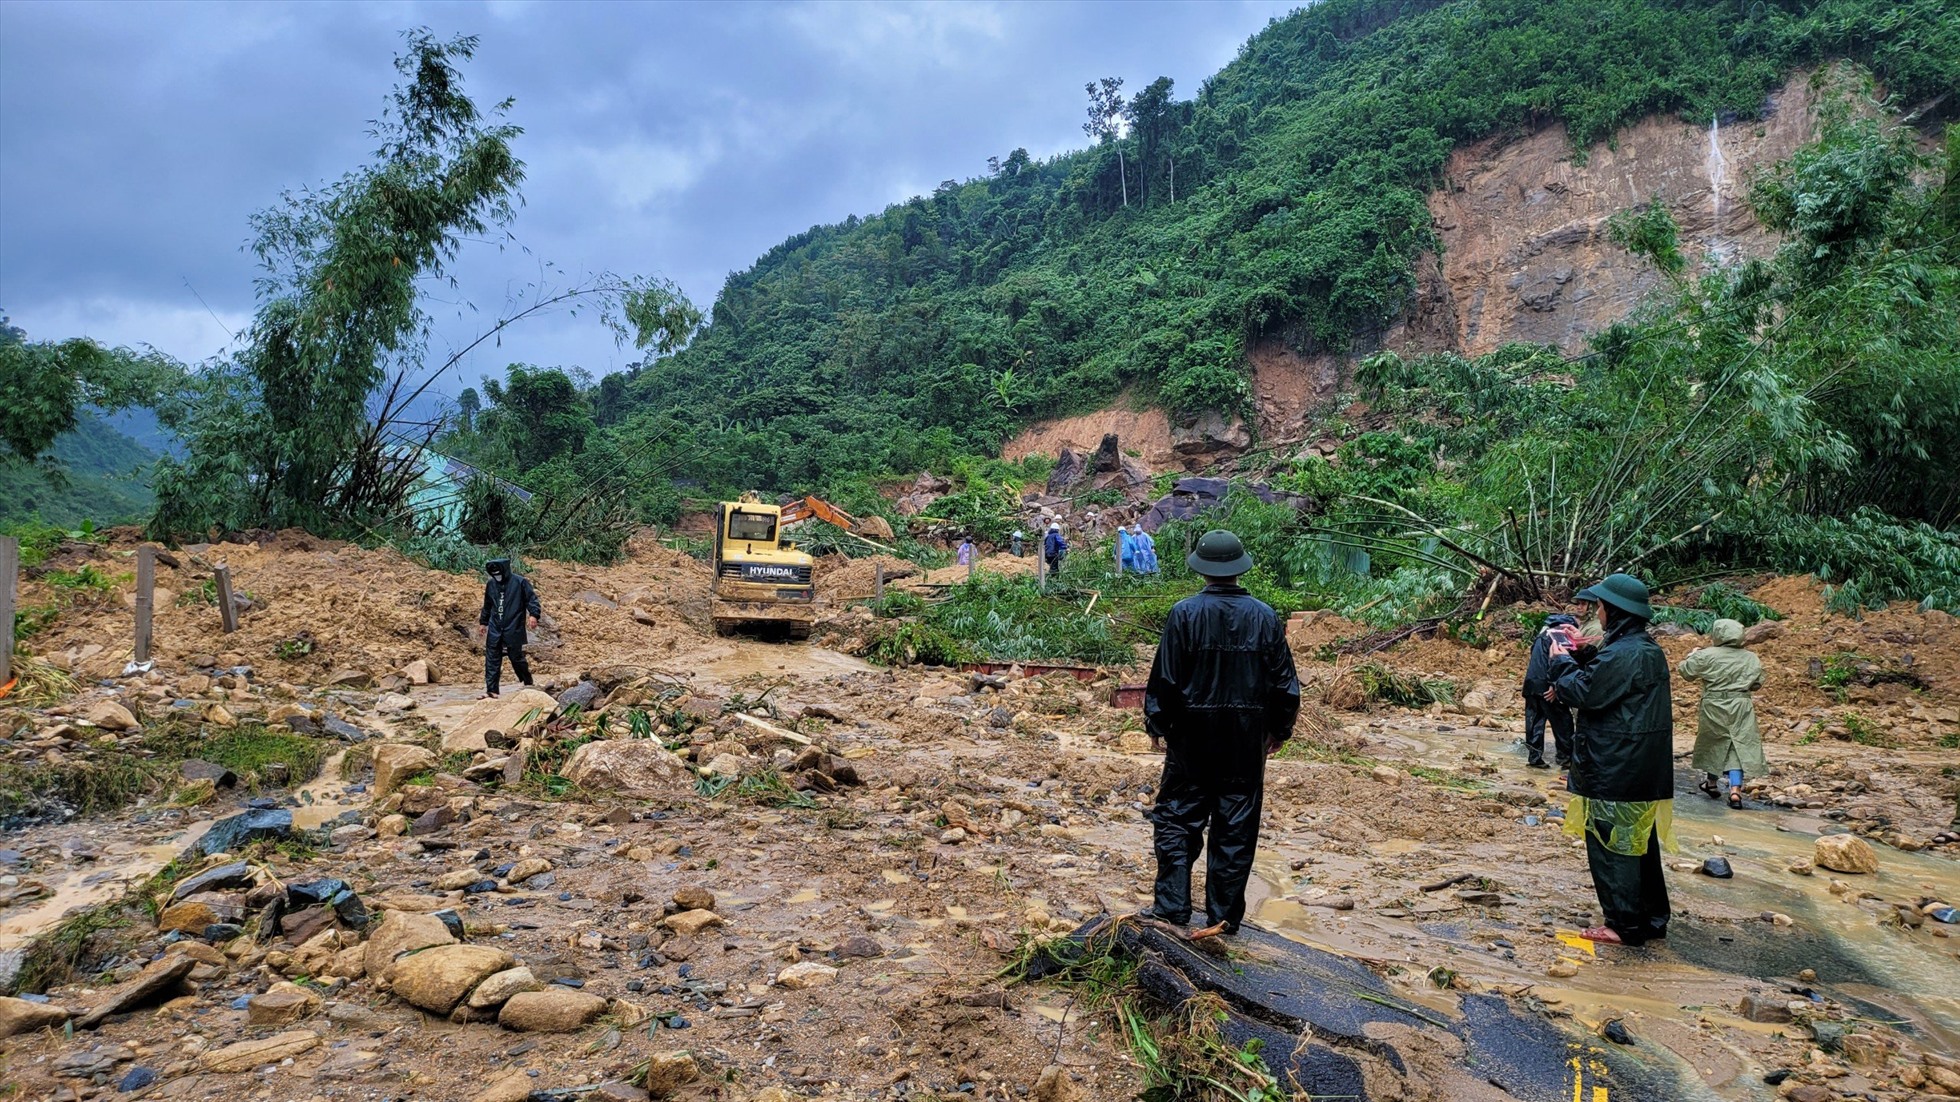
[0,409,158,526]
[596,0,1956,495]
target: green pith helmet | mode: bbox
[1574,572,1652,620]
[1187,529,1253,578]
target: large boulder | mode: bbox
[81,700,139,731]
[1046,448,1089,494]
[559,739,690,797]
[442,688,557,754]
[364,910,457,980]
[389,944,515,1015]
[497,988,608,1032]
[1171,411,1251,456]
[371,743,439,798]
[1814,833,1880,874]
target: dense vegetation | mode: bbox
[579,0,1958,496]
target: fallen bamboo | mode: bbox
[732,711,814,746]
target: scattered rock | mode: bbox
[365,910,458,979]
[468,966,542,1009]
[190,808,292,859]
[157,900,220,935]
[390,944,517,1015]
[402,659,433,685]
[1370,765,1403,785]
[444,688,557,753]
[178,759,238,788]
[507,857,553,884]
[1699,856,1734,879]
[775,961,839,989]
[198,1030,321,1072]
[640,1050,701,1093]
[470,1071,535,1102]
[1738,993,1794,1023]
[1032,1063,1080,1102]
[371,743,438,798]
[1814,834,1880,875]
[557,680,603,711]
[497,988,608,1032]
[1786,857,1814,876]
[1601,1018,1634,1045]
[1546,958,1580,979]
[559,738,691,796]
[246,982,321,1026]
[116,1066,157,1093]
[664,909,723,936]
[82,700,139,731]
[0,995,71,1038]
[672,885,715,912]
[74,953,195,1028]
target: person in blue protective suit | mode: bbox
[1143,530,1301,940]
[1118,525,1139,573]
[1544,573,1675,946]
[1132,523,1159,573]
[477,558,542,699]
[1043,522,1068,575]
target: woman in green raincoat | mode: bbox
[1681,619,1766,810]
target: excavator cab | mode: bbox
[710,495,816,639]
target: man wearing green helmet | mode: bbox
[1143,530,1301,940]
[1543,572,1676,946]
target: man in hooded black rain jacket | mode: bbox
[478,558,542,698]
[1545,572,1675,946]
[1143,530,1300,938]
[1522,613,1578,768]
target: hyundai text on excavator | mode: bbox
[710,494,816,638]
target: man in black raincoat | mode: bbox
[478,558,542,699]
[1544,573,1674,946]
[1144,530,1301,938]
[1521,613,1578,769]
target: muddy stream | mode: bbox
[1246,720,1960,1097]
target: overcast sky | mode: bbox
[1,0,1296,398]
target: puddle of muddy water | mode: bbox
[1252,719,1960,1097]
[0,819,214,957]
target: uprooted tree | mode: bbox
[149,28,698,557]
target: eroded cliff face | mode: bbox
[1425,71,1820,357]
[1018,72,1825,458]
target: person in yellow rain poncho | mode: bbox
[1681,619,1767,810]
[1544,573,1676,947]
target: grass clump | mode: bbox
[1354,662,1457,708]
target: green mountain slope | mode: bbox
[609,0,1956,495]
[0,409,159,526]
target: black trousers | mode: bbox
[1149,764,1263,932]
[1584,824,1670,944]
[484,635,532,695]
[1524,694,1574,766]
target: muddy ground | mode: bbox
[1,534,1956,1102]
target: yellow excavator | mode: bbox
[710,494,816,638]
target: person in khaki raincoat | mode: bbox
[1680,619,1766,810]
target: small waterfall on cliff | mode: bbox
[1705,116,1730,264]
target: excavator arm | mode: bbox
[779,496,858,530]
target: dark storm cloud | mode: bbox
[0,0,1295,394]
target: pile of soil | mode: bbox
[914,553,1039,588]
[20,530,715,689]
[813,554,919,599]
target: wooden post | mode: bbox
[214,565,239,633]
[0,537,18,685]
[134,546,155,665]
[874,563,885,600]
[967,554,975,585]
[1037,549,1047,592]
